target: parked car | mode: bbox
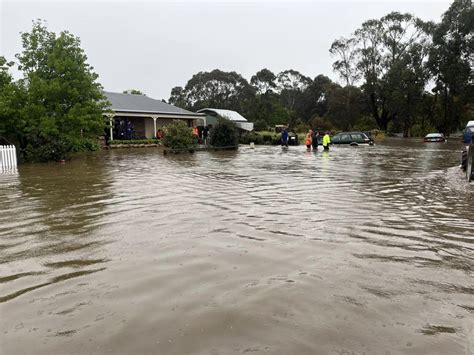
[331,132,374,146]
[424,133,446,142]
[461,121,474,181]
[463,121,474,144]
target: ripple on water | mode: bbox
[0,140,473,354]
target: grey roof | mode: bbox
[104,91,202,116]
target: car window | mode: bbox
[466,126,474,133]
[332,135,340,142]
[340,134,350,141]
[350,134,363,140]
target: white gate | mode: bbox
[0,145,17,169]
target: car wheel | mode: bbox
[461,149,468,171]
[467,148,473,182]
[350,142,358,146]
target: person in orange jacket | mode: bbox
[305,130,313,151]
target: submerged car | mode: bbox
[424,133,446,142]
[331,132,374,146]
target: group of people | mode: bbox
[280,127,331,151]
[305,130,331,151]
[114,119,134,140]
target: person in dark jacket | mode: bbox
[281,127,289,147]
[311,131,319,150]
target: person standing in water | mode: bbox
[305,130,312,151]
[281,127,289,147]
[322,131,331,151]
[312,130,319,150]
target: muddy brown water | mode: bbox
[1,139,473,355]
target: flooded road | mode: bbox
[1,139,473,354]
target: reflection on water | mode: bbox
[0,139,473,354]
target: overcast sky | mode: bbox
[2,0,451,101]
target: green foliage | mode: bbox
[295,121,311,133]
[162,120,194,148]
[411,123,437,137]
[239,131,262,144]
[123,89,145,95]
[251,68,277,95]
[2,20,107,161]
[310,116,334,132]
[253,119,268,131]
[168,69,255,114]
[353,116,378,132]
[210,117,238,147]
[110,139,159,145]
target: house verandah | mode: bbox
[103,91,205,141]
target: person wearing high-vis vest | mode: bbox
[322,132,331,151]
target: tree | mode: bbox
[123,89,145,95]
[170,69,255,114]
[162,120,194,148]
[13,20,107,161]
[168,86,188,108]
[330,38,361,130]
[326,84,364,130]
[276,69,312,112]
[331,12,433,134]
[0,57,27,144]
[250,68,277,95]
[210,117,238,147]
[294,75,333,123]
[330,37,360,87]
[428,0,474,133]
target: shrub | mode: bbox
[23,139,73,162]
[239,131,259,144]
[253,119,268,131]
[411,123,436,137]
[210,117,238,147]
[110,139,159,145]
[309,116,333,132]
[162,120,194,149]
[353,116,378,132]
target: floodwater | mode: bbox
[0,139,473,355]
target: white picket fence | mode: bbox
[0,145,17,169]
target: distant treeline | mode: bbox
[169,0,473,136]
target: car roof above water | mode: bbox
[334,131,368,135]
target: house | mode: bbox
[103,91,205,140]
[196,108,254,131]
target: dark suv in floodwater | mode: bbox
[331,132,374,146]
[461,121,474,182]
[461,144,474,182]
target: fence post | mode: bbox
[0,145,17,169]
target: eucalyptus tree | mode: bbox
[331,12,433,134]
[250,68,277,95]
[168,69,255,114]
[330,37,361,129]
[428,0,474,133]
[276,69,312,113]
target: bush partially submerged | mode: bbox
[22,137,100,162]
[210,117,238,147]
[110,139,159,145]
[162,120,194,149]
